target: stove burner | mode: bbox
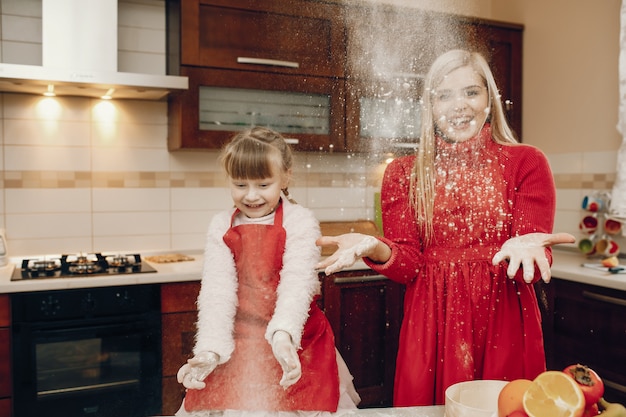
[30,259,61,272]
[12,253,157,280]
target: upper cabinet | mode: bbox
[167,1,523,153]
[344,5,523,153]
[166,0,347,152]
[174,0,345,78]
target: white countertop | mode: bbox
[0,248,624,294]
[551,249,626,291]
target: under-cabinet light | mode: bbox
[43,84,56,97]
[101,88,115,100]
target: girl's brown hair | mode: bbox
[220,127,296,203]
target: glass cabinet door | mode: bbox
[168,67,345,152]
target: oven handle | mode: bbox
[333,274,388,284]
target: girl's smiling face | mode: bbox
[229,166,289,218]
[431,65,490,142]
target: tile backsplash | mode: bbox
[0,93,382,256]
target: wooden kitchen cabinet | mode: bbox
[320,270,404,408]
[170,0,345,78]
[166,0,347,152]
[161,281,200,416]
[344,5,523,152]
[168,66,345,152]
[0,295,11,417]
[537,278,626,405]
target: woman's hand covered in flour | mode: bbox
[492,232,575,283]
[271,330,301,388]
[316,233,380,275]
[176,351,220,390]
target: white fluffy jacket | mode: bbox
[193,199,322,364]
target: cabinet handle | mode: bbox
[604,378,626,395]
[237,57,300,69]
[582,290,626,307]
[333,275,386,284]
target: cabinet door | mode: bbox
[461,21,523,138]
[161,282,200,416]
[550,279,626,405]
[0,295,10,401]
[321,271,404,408]
[168,67,345,151]
[0,329,10,400]
[171,0,345,78]
[161,311,197,415]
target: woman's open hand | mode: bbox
[316,233,381,275]
[492,232,576,283]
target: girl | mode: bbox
[176,127,360,417]
[316,50,575,405]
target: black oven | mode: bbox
[11,284,162,417]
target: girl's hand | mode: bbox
[271,330,301,388]
[316,233,382,275]
[492,232,575,283]
[176,351,220,390]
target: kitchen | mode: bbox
[0,0,625,416]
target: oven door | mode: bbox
[12,314,161,417]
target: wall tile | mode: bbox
[9,237,93,257]
[93,234,171,253]
[5,189,90,213]
[1,0,41,17]
[5,145,90,171]
[171,210,211,235]
[92,188,169,212]
[93,211,169,237]
[582,151,619,174]
[547,152,583,174]
[170,187,230,211]
[7,212,92,239]
[91,147,169,172]
[171,232,208,252]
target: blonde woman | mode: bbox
[317,50,574,406]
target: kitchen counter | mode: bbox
[0,248,624,293]
[551,248,626,291]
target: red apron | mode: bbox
[184,203,339,412]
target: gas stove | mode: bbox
[11,253,157,281]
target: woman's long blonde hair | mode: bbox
[409,50,518,244]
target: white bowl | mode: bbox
[445,380,508,417]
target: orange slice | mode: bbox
[522,371,585,417]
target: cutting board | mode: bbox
[319,220,380,256]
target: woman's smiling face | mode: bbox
[431,65,490,142]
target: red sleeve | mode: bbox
[503,144,556,283]
[363,156,423,284]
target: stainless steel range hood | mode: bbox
[0,0,187,100]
